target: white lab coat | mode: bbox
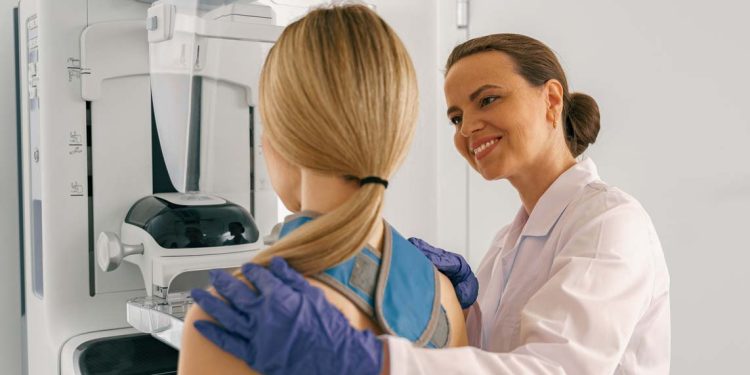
[386,158,670,374]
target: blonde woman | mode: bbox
[178,5,468,374]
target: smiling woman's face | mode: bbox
[444,51,560,181]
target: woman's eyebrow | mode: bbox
[469,84,504,101]
[446,84,505,116]
[446,106,460,116]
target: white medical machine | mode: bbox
[14,0,292,373]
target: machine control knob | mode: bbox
[96,232,144,272]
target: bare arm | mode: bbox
[179,293,259,375]
[437,273,469,347]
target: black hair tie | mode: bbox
[359,176,389,189]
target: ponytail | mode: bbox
[241,4,418,275]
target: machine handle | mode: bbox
[97,232,144,272]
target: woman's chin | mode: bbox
[469,152,504,179]
[280,198,301,213]
[467,154,509,181]
[477,167,507,181]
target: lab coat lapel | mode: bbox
[478,208,528,336]
[520,157,601,238]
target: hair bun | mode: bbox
[566,92,600,156]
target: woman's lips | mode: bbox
[471,137,501,161]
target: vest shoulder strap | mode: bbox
[311,222,451,348]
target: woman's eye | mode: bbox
[449,115,462,126]
[480,96,498,107]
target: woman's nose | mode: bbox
[459,117,485,137]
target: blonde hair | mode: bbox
[249,4,419,275]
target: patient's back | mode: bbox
[310,269,468,346]
[179,273,467,375]
[179,226,468,375]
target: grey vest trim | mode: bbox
[428,307,451,348]
[349,251,379,297]
[313,272,375,317]
[310,245,380,319]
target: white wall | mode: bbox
[0,1,22,375]
[437,0,750,373]
[374,0,438,242]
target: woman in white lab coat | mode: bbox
[193,33,671,375]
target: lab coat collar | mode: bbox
[520,157,601,238]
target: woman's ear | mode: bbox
[544,79,564,127]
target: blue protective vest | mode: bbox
[278,213,451,348]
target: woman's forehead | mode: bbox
[447,52,516,80]
[444,52,521,98]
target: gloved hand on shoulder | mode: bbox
[408,237,479,309]
[191,257,384,375]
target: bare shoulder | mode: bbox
[178,290,258,375]
[436,272,469,347]
[306,277,382,334]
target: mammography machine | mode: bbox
[14,0,302,373]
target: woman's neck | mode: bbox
[299,169,385,250]
[299,170,359,214]
[509,152,577,215]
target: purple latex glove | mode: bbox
[191,257,383,375]
[408,237,479,309]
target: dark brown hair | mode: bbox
[446,34,600,156]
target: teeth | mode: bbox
[472,138,499,155]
